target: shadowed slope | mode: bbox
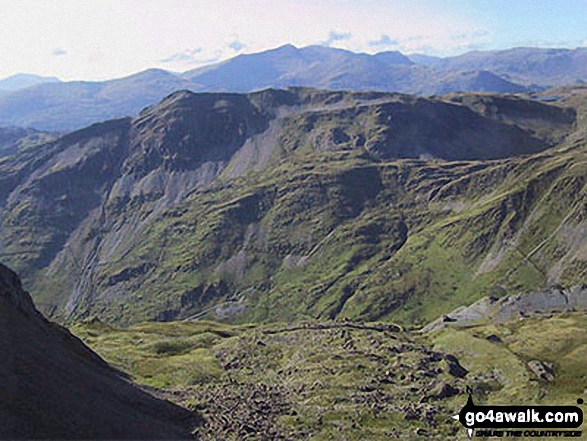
[0,263,200,439]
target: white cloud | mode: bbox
[228,40,246,52]
[322,30,353,47]
[0,0,492,80]
[160,48,203,64]
[369,35,400,48]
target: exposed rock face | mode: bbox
[443,355,469,378]
[422,285,587,332]
[494,285,587,322]
[486,334,502,343]
[431,383,460,399]
[0,264,199,439]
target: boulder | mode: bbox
[444,354,469,378]
[527,360,555,382]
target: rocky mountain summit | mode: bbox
[0,263,199,439]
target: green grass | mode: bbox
[71,319,250,388]
[432,313,587,406]
[4,94,587,327]
[71,313,587,439]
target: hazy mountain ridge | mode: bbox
[182,45,529,97]
[0,126,57,157]
[3,45,587,131]
[0,73,60,93]
[0,69,198,131]
[428,47,587,87]
[1,87,585,325]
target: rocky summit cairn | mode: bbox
[0,263,200,440]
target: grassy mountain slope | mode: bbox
[0,88,584,327]
[108,139,585,327]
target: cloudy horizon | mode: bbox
[1,0,586,82]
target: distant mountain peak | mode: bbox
[273,43,299,52]
[1,72,59,81]
[373,50,414,65]
[2,45,587,130]
[0,73,61,92]
[115,68,182,82]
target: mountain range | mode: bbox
[1,45,586,131]
[1,85,585,326]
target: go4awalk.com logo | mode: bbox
[453,395,584,438]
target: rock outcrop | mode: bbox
[527,360,555,382]
[422,285,587,332]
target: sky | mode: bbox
[0,0,586,81]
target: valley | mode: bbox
[1,56,586,441]
[2,2,587,439]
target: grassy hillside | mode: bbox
[1,88,585,326]
[72,312,587,439]
[68,139,587,326]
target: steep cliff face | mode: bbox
[0,263,199,439]
[0,91,273,315]
[0,88,584,325]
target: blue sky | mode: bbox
[440,0,587,48]
[0,0,585,81]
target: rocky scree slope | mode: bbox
[0,263,200,439]
[0,88,585,326]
